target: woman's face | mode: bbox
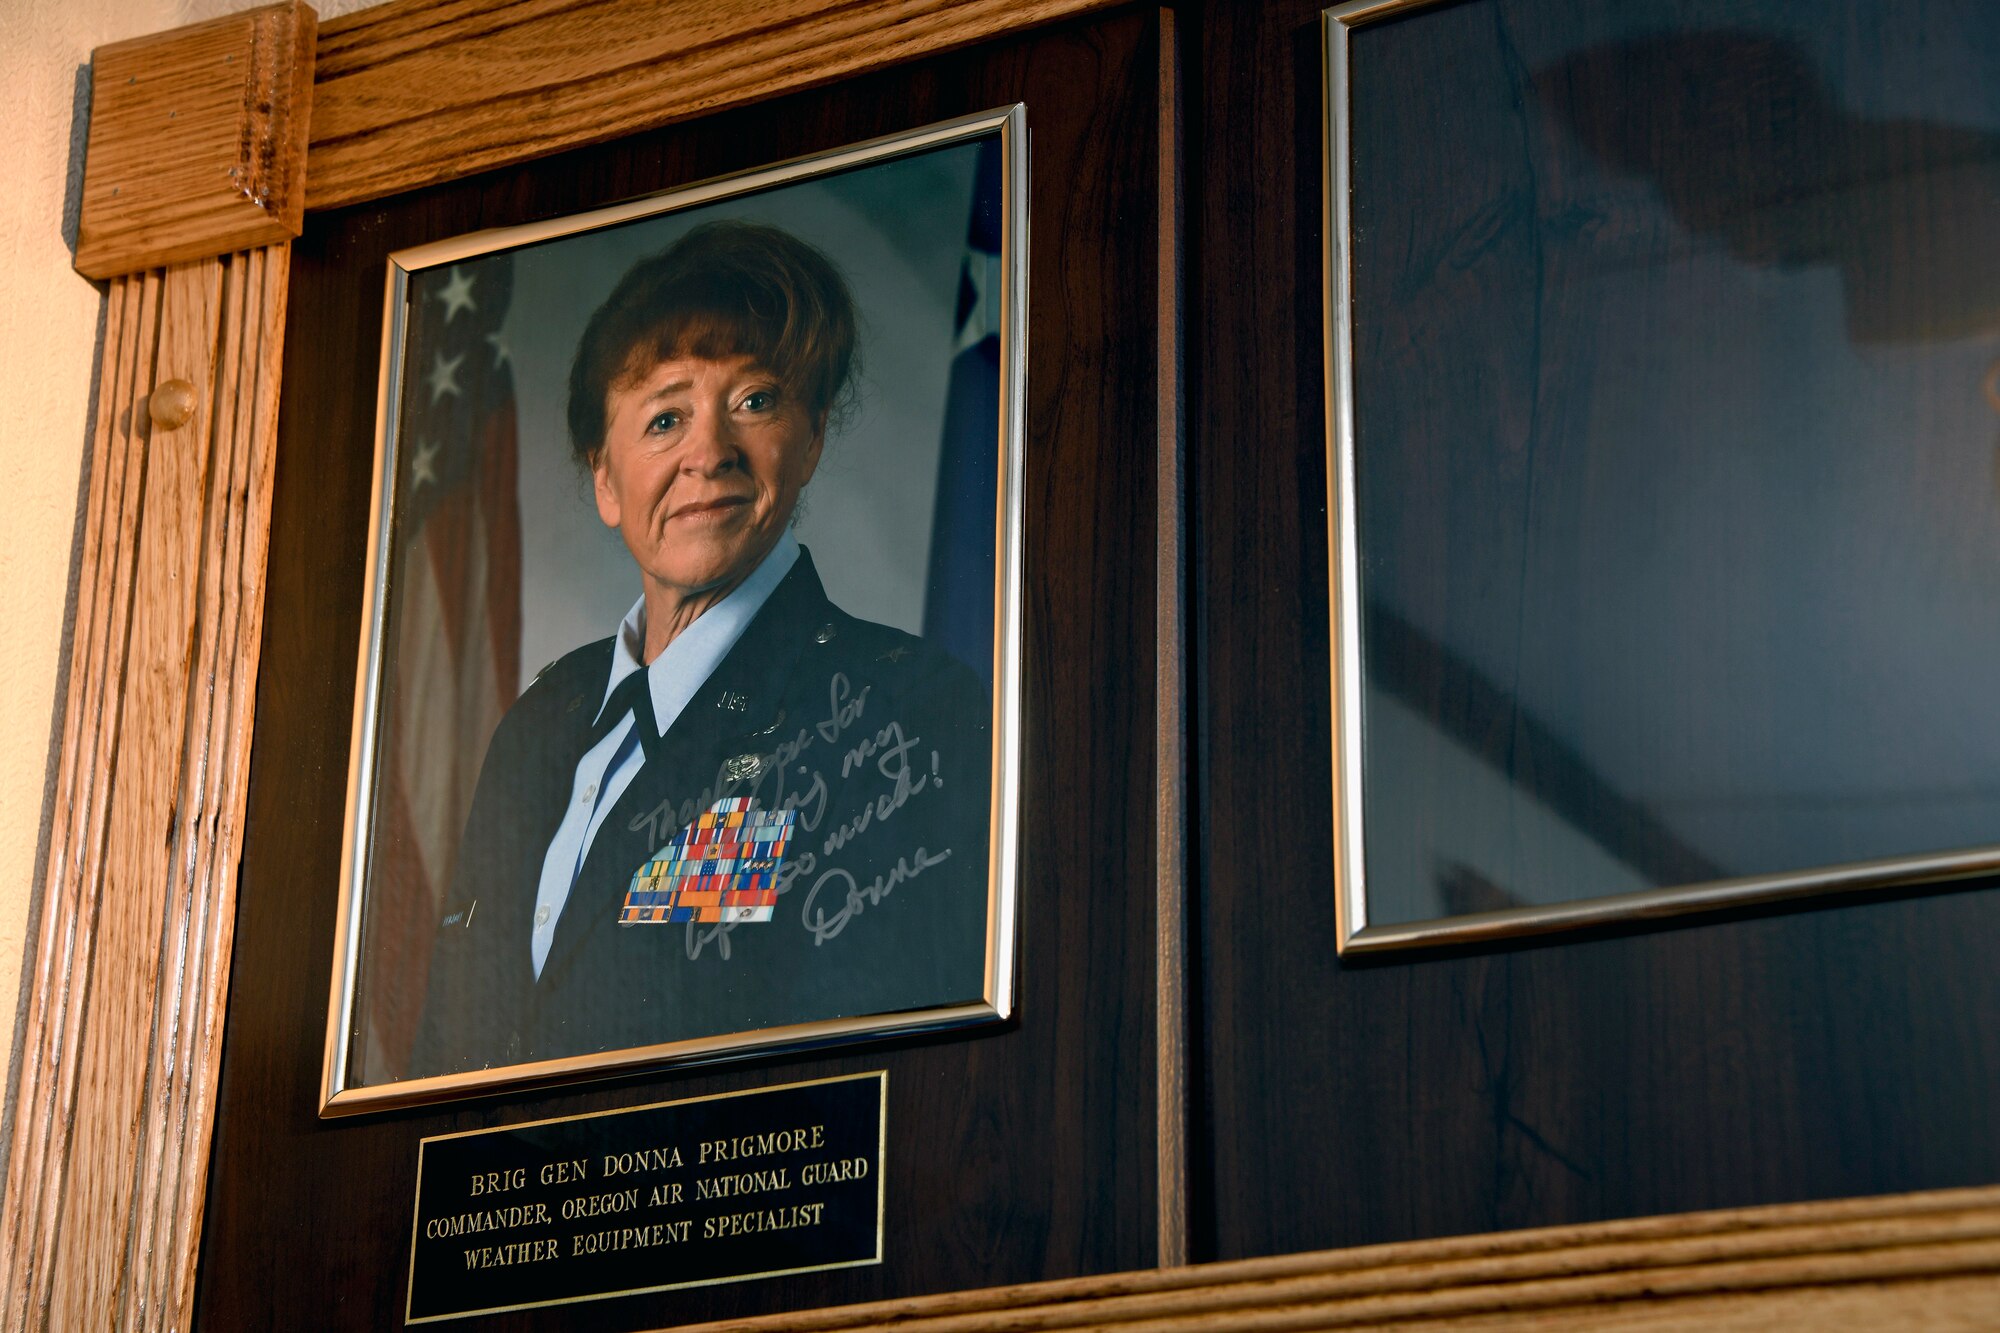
[592,352,823,611]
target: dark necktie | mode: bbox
[567,667,659,894]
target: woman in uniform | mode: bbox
[410,220,991,1077]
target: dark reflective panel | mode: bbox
[1347,0,2000,927]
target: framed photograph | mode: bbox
[1324,0,2000,949]
[322,106,1026,1113]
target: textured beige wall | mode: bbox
[0,0,177,1109]
[0,0,382,1103]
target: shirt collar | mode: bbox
[597,530,801,735]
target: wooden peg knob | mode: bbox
[149,378,197,429]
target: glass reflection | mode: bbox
[1346,0,2000,928]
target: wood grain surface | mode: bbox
[58,257,225,1329]
[645,1185,2000,1329]
[1191,0,2000,1265]
[75,4,314,279]
[304,0,1125,211]
[195,13,1162,1330]
[0,270,162,1333]
[0,247,290,1330]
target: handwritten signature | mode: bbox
[633,669,953,962]
[684,850,819,962]
[801,847,954,945]
[823,721,929,853]
[630,672,868,845]
[816,673,872,744]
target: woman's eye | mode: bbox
[646,410,682,434]
[740,390,776,413]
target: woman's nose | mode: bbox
[680,410,739,474]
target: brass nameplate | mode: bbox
[405,1071,885,1322]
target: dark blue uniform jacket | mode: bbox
[409,550,991,1076]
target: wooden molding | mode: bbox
[305,0,1122,211]
[661,1185,2000,1330]
[0,247,291,1329]
[75,3,315,279]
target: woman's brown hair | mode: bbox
[566,219,859,462]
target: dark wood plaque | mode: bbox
[406,1073,885,1322]
[197,11,1164,1329]
[1191,0,2000,1260]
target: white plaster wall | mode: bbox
[0,0,382,1103]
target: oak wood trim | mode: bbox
[74,3,315,279]
[303,0,1123,210]
[0,246,291,1330]
[62,256,227,1329]
[1,269,164,1333]
[657,1185,2000,1330]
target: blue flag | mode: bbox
[923,139,1004,688]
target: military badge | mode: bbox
[618,796,797,925]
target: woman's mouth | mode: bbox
[668,496,750,522]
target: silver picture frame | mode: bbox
[1324,0,2000,951]
[322,105,1028,1113]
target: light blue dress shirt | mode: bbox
[527,531,800,977]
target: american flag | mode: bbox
[366,255,523,1079]
[922,138,1005,686]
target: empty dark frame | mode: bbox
[1324,0,2000,948]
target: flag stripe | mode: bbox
[363,256,523,1080]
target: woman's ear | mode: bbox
[800,411,827,485]
[590,451,621,529]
